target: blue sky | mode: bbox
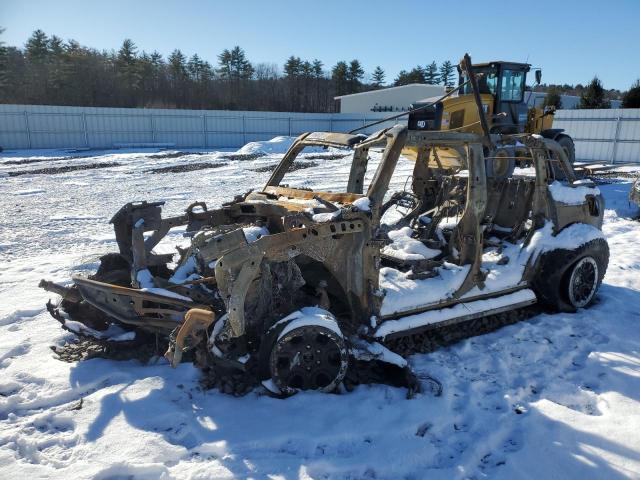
[1,0,638,90]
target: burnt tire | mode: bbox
[260,309,349,395]
[532,238,609,312]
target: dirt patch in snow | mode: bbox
[302,153,351,160]
[146,151,208,160]
[7,162,121,176]
[219,152,264,161]
[251,160,319,173]
[148,162,229,174]
[1,155,94,166]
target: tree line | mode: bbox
[0,29,638,111]
[0,29,460,112]
[538,78,640,109]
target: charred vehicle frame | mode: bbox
[41,57,609,396]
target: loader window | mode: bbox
[500,69,526,102]
[461,67,497,95]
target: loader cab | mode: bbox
[458,61,531,134]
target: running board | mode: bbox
[375,289,537,340]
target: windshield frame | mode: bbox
[460,66,498,96]
[498,68,527,103]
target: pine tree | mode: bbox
[284,55,302,77]
[371,66,385,88]
[543,87,563,109]
[117,39,137,65]
[48,35,64,56]
[579,76,610,109]
[394,70,410,86]
[188,54,204,81]
[394,67,425,86]
[424,61,438,84]
[439,60,455,87]
[312,59,324,111]
[301,60,313,78]
[0,27,7,93]
[25,29,49,62]
[622,79,640,108]
[232,46,253,79]
[347,59,364,94]
[218,46,253,80]
[48,35,67,100]
[332,61,348,96]
[312,59,323,79]
[168,49,187,82]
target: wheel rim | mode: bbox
[270,325,348,394]
[568,257,598,308]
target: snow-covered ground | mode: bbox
[1,142,640,479]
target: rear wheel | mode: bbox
[268,312,348,395]
[532,238,609,312]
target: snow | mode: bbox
[1,146,640,479]
[168,256,199,285]
[351,196,371,212]
[380,222,606,315]
[235,136,329,157]
[311,210,341,222]
[350,339,407,368]
[549,180,601,205]
[137,269,193,302]
[275,307,343,340]
[380,262,471,316]
[241,225,270,243]
[236,136,295,156]
[382,226,441,261]
[63,320,136,342]
[525,221,606,260]
[136,269,155,288]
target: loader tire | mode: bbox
[532,238,609,312]
[551,135,575,181]
[485,147,515,180]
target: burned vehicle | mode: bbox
[40,56,609,395]
[40,124,609,395]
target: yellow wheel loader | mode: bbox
[403,57,575,178]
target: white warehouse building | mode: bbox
[335,83,446,114]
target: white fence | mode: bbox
[554,109,640,164]
[0,104,402,150]
[1,105,639,163]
